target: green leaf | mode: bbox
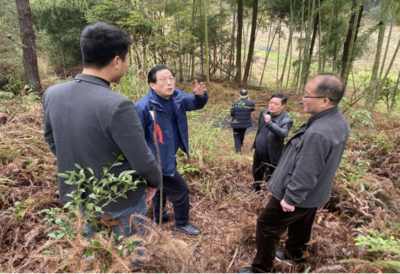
[95,206,102,212]
[120,193,127,199]
[118,250,124,258]
[85,248,94,256]
[104,265,109,272]
[86,167,94,175]
[86,203,94,210]
[42,250,54,254]
[91,240,101,247]
[56,232,65,239]
[58,173,70,179]
[75,163,83,170]
[113,162,123,167]
[112,152,119,158]
[89,193,98,200]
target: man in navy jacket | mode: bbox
[230,89,255,153]
[136,65,208,235]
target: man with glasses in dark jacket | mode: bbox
[238,74,351,273]
[251,93,293,191]
[136,65,208,235]
[230,89,255,153]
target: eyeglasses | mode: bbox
[157,76,176,83]
[303,93,333,101]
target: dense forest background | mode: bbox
[1,0,400,273]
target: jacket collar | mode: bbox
[148,88,184,109]
[264,108,286,122]
[73,74,112,89]
[306,106,339,128]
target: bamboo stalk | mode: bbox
[379,7,395,79]
[280,0,294,87]
[204,0,209,82]
[259,19,280,87]
[342,3,360,90]
[228,0,237,81]
[323,2,334,73]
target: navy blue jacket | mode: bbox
[230,98,255,128]
[136,88,208,177]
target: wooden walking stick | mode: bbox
[152,106,163,228]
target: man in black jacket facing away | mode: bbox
[251,93,293,191]
[43,22,162,239]
[230,89,255,153]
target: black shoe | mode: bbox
[250,182,261,192]
[154,213,173,224]
[236,149,241,154]
[237,268,253,273]
[173,222,201,235]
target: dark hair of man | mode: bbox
[271,93,288,105]
[312,73,344,106]
[240,89,248,96]
[148,65,175,84]
[80,22,133,69]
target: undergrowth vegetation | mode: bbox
[0,81,400,273]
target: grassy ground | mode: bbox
[1,76,400,272]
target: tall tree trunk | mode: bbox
[204,0,210,82]
[367,0,390,108]
[389,70,400,113]
[228,0,237,80]
[342,4,362,89]
[322,2,334,73]
[317,0,322,73]
[235,0,243,83]
[280,0,294,87]
[340,1,363,79]
[242,0,258,84]
[220,0,223,79]
[172,0,184,81]
[293,0,305,89]
[383,37,400,80]
[379,7,396,79]
[303,6,318,87]
[191,0,196,80]
[15,0,41,93]
[200,0,204,76]
[259,19,280,87]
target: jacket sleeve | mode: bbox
[250,101,256,112]
[283,133,331,206]
[265,117,293,139]
[43,92,56,156]
[110,100,161,189]
[183,91,209,111]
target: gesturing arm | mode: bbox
[265,119,293,139]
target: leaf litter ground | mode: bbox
[1,85,400,272]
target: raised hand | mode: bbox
[193,79,206,97]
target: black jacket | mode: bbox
[43,74,162,211]
[230,98,255,128]
[252,109,293,164]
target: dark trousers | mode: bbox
[152,171,190,227]
[251,197,317,273]
[252,150,275,182]
[233,128,247,151]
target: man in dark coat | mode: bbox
[238,74,351,273]
[136,65,208,235]
[251,94,293,191]
[230,89,255,153]
[43,22,162,239]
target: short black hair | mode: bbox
[148,65,175,84]
[80,22,132,69]
[312,73,344,106]
[240,89,248,96]
[271,93,288,105]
